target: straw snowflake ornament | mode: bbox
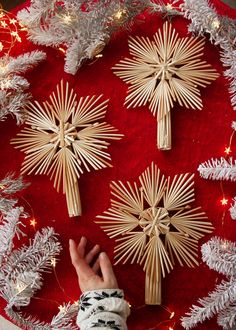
[11,80,123,217]
[113,21,219,150]
[96,163,213,304]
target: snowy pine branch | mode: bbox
[181,0,236,110]
[218,305,236,329]
[18,0,150,74]
[198,157,236,181]
[0,173,29,195]
[182,237,236,329]
[4,227,61,279]
[51,302,78,329]
[5,307,51,330]
[182,279,236,329]
[2,51,46,77]
[0,51,46,123]
[201,237,236,277]
[0,207,26,262]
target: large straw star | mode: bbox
[11,80,123,217]
[96,163,213,304]
[113,22,219,150]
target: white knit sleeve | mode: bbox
[76,289,130,329]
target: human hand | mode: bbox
[69,237,118,293]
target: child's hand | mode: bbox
[69,237,118,293]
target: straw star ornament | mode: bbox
[96,163,213,304]
[113,22,219,150]
[11,80,123,217]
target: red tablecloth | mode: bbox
[1,1,236,329]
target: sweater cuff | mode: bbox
[77,289,130,329]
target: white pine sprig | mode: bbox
[51,302,78,329]
[17,0,150,75]
[3,227,62,279]
[0,207,26,263]
[201,237,236,277]
[181,0,236,110]
[5,308,51,330]
[232,121,236,131]
[149,0,181,18]
[0,174,79,329]
[198,157,236,181]
[0,173,29,195]
[181,237,236,330]
[0,51,46,123]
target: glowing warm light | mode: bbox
[0,79,11,90]
[95,54,103,58]
[211,18,220,29]
[30,218,37,227]
[61,14,72,24]
[169,327,174,330]
[224,146,231,155]
[113,8,127,21]
[0,7,23,54]
[58,305,66,313]
[114,10,124,19]
[59,47,66,54]
[220,198,228,206]
[166,3,173,10]
[51,257,57,268]
[221,241,228,250]
[1,21,7,28]
[16,280,28,294]
[169,311,175,319]
[74,301,79,306]
[9,18,17,24]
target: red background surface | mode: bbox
[1,1,236,329]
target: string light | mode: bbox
[221,241,228,250]
[224,146,231,155]
[169,311,175,319]
[30,218,37,228]
[220,197,228,206]
[166,3,173,11]
[15,279,28,294]
[51,257,57,268]
[211,18,220,29]
[0,5,24,55]
[58,47,66,54]
[61,14,72,24]
[58,305,66,313]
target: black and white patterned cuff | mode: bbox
[77,289,130,330]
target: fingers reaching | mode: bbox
[99,252,118,288]
[69,238,94,278]
[77,236,87,258]
[85,244,100,264]
[69,237,119,292]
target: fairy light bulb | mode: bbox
[166,3,173,10]
[0,7,23,55]
[224,146,231,155]
[169,311,175,319]
[51,257,57,268]
[58,305,66,313]
[30,218,37,228]
[220,198,228,206]
[61,13,72,24]
[211,18,220,29]
[58,47,66,54]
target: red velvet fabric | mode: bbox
[1,1,236,329]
